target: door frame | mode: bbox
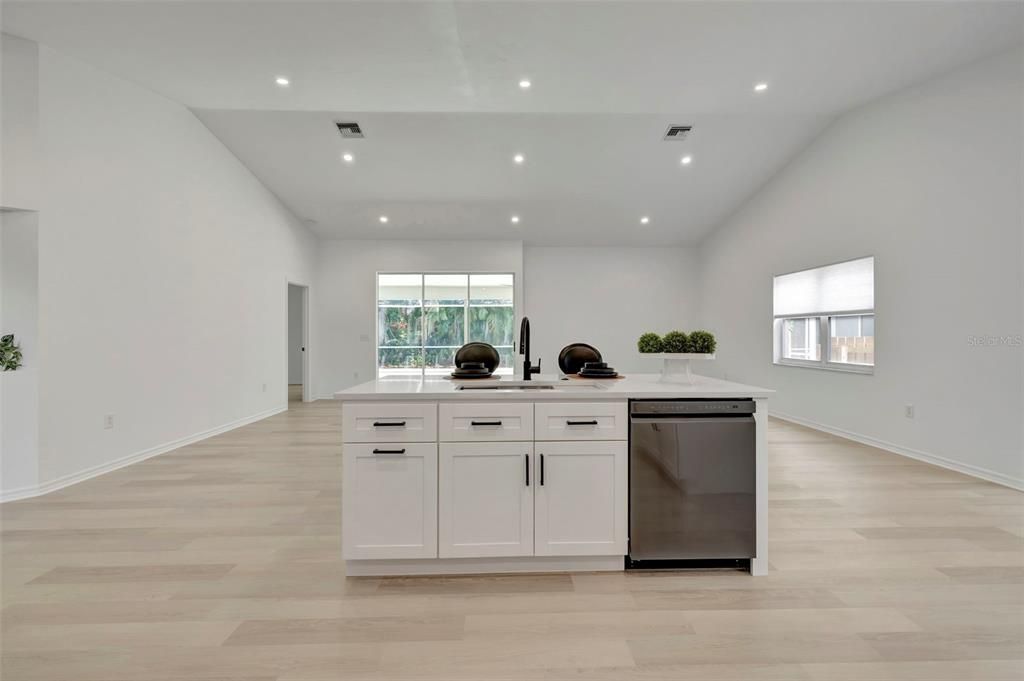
[286,279,311,403]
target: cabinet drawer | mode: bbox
[342,402,437,443]
[439,403,534,442]
[534,402,627,441]
[342,442,438,560]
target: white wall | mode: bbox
[314,240,523,396]
[1,33,40,211]
[525,246,700,374]
[288,284,304,384]
[314,242,699,394]
[8,44,319,495]
[0,211,40,494]
[698,49,1024,487]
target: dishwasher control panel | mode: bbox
[630,399,755,416]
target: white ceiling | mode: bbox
[4,1,1023,244]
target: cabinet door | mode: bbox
[534,441,627,556]
[342,443,437,560]
[439,442,534,558]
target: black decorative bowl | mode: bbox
[454,342,500,373]
[558,343,602,375]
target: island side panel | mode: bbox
[752,397,768,576]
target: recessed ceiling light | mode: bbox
[275,76,290,86]
[513,154,525,164]
[681,155,693,165]
[342,153,354,163]
[519,79,531,89]
[379,215,388,224]
[640,216,650,225]
[754,82,768,92]
[510,215,520,224]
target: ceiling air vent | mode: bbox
[663,125,692,141]
[335,122,364,138]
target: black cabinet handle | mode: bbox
[470,420,503,427]
[372,448,406,455]
[540,454,545,486]
[373,421,406,427]
[566,420,598,426]
[525,454,530,486]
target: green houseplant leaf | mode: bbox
[0,333,23,371]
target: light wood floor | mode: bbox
[2,401,1022,680]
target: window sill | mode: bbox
[774,360,874,375]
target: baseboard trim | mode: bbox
[771,411,1024,492]
[1,405,288,503]
[345,555,624,577]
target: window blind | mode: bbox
[773,257,874,317]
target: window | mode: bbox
[829,313,874,366]
[377,273,515,377]
[773,257,874,373]
[781,317,821,362]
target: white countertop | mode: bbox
[334,373,773,401]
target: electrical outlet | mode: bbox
[904,404,915,419]
[262,383,267,393]
[104,414,114,429]
[353,372,359,380]
[359,334,369,342]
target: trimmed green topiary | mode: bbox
[687,330,717,354]
[637,332,664,353]
[661,330,689,353]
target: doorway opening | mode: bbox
[287,282,310,404]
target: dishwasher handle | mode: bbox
[631,415,755,425]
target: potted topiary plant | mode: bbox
[661,331,689,353]
[636,329,716,384]
[687,330,717,354]
[0,334,23,371]
[637,332,664,353]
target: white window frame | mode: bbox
[376,271,517,379]
[774,311,874,374]
[772,257,875,375]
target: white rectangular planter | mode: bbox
[638,353,716,384]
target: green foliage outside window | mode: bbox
[376,276,515,373]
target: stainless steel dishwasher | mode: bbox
[628,399,755,568]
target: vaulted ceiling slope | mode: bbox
[4,1,1023,244]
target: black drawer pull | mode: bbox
[566,419,599,426]
[373,421,406,427]
[470,420,503,427]
[372,448,406,455]
[525,454,530,486]
[540,453,545,486]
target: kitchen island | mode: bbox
[335,374,772,576]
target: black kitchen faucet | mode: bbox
[519,317,541,380]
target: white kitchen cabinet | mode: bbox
[534,440,628,556]
[439,402,534,442]
[534,401,627,441]
[342,442,437,559]
[439,442,534,558]
[342,402,437,443]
